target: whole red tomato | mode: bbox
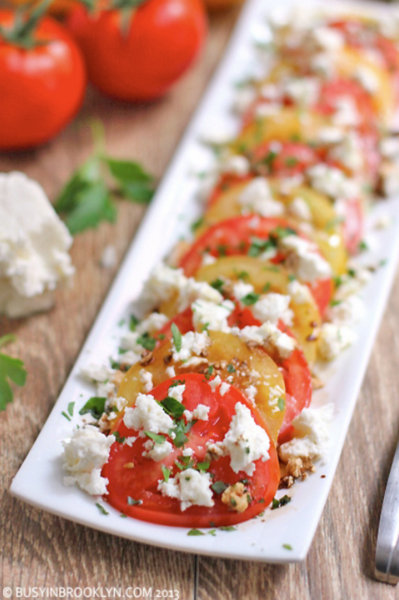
[0,11,86,150]
[67,0,207,101]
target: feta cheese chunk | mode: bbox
[191,298,234,332]
[158,468,214,511]
[279,404,334,462]
[143,439,173,461]
[184,403,210,422]
[123,393,174,434]
[288,197,312,221]
[280,235,332,282]
[252,293,293,326]
[62,426,113,496]
[307,164,359,200]
[222,402,270,475]
[235,322,295,359]
[238,178,284,217]
[139,264,222,313]
[168,383,185,403]
[172,331,210,362]
[318,323,356,361]
[0,172,74,318]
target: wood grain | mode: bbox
[2,5,399,600]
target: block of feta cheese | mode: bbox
[0,172,74,318]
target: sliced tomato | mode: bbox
[207,173,253,208]
[340,197,364,254]
[103,373,280,527]
[315,78,376,125]
[179,215,333,314]
[159,303,312,445]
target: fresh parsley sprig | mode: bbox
[0,335,27,412]
[55,123,155,235]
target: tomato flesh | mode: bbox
[103,373,280,527]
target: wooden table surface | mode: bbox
[2,6,399,600]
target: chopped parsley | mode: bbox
[67,401,75,417]
[188,529,205,536]
[282,543,293,550]
[358,239,368,252]
[161,465,171,482]
[161,396,185,419]
[262,282,272,292]
[226,363,236,373]
[241,292,260,306]
[171,323,182,352]
[211,278,225,293]
[129,315,139,331]
[0,335,27,412]
[79,396,106,420]
[277,397,285,411]
[211,481,228,494]
[144,431,166,444]
[127,496,143,506]
[191,216,205,232]
[271,495,291,510]
[136,332,157,351]
[113,431,126,443]
[95,503,109,516]
[219,526,237,532]
[197,460,210,472]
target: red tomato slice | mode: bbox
[251,141,320,177]
[227,308,312,444]
[315,78,376,125]
[159,304,312,446]
[102,373,280,527]
[340,197,364,255]
[207,173,253,208]
[179,215,333,314]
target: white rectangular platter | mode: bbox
[10,0,399,563]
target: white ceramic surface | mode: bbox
[10,0,399,563]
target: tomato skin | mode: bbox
[103,373,280,527]
[341,197,364,255]
[0,12,86,150]
[67,0,207,101]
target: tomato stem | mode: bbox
[0,0,53,49]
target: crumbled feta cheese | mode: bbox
[191,298,234,333]
[184,403,210,422]
[219,154,250,176]
[252,293,293,326]
[354,65,379,94]
[312,26,344,51]
[62,426,113,496]
[182,447,194,457]
[278,174,305,195]
[244,385,257,405]
[287,280,313,304]
[139,369,153,393]
[143,439,173,461]
[125,436,137,447]
[318,323,356,361]
[166,366,176,378]
[255,102,283,118]
[168,383,185,404]
[172,331,210,362]
[307,164,359,199]
[317,127,344,144]
[329,133,364,172]
[80,363,114,384]
[201,252,217,266]
[0,172,74,318]
[140,264,222,313]
[123,393,174,434]
[283,77,320,106]
[235,322,295,359]
[288,197,312,221]
[232,87,257,115]
[219,381,231,396]
[382,163,399,197]
[233,280,255,301]
[335,268,371,300]
[280,235,332,282]
[279,404,334,462]
[311,53,336,79]
[327,295,365,325]
[239,178,284,217]
[332,97,360,128]
[380,136,399,158]
[222,402,270,475]
[158,468,214,511]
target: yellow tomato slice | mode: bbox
[117,331,286,443]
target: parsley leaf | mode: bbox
[79,396,106,420]
[55,125,155,234]
[161,465,171,482]
[161,396,185,419]
[211,481,228,494]
[95,502,109,515]
[241,292,260,306]
[171,323,182,352]
[127,496,143,506]
[105,157,154,204]
[144,431,166,444]
[0,336,27,412]
[187,528,205,536]
[136,332,156,351]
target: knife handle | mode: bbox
[375,440,399,584]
